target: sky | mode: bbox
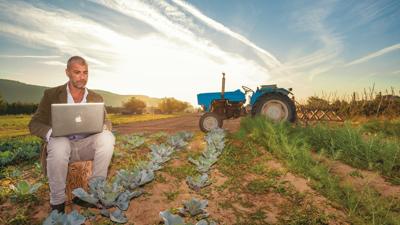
[0,0,399,106]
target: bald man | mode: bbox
[29,56,115,213]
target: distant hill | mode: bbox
[0,79,164,107]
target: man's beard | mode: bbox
[71,80,87,89]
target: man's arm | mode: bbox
[29,90,52,140]
[103,105,112,131]
[89,91,112,131]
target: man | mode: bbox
[29,56,115,213]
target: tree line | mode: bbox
[107,97,192,115]
[0,94,191,115]
[0,95,37,115]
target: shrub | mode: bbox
[157,98,189,114]
[122,97,146,114]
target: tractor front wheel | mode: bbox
[253,94,296,122]
[199,112,223,132]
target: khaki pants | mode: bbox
[46,130,115,205]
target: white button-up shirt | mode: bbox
[45,83,89,142]
[66,83,88,104]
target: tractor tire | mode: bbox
[199,112,223,132]
[252,93,296,122]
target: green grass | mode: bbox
[164,163,197,180]
[278,202,330,225]
[246,179,275,194]
[163,190,179,201]
[0,115,31,138]
[250,164,268,175]
[361,119,400,138]
[299,122,400,184]
[236,116,400,225]
[0,113,180,138]
[217,132,336,224]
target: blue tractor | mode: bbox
[197,73,296,132]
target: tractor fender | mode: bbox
[250,88,290,106]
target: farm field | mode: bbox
[0,113,180,139]
[0,114,399,224]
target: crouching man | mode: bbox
[29,56,115,213]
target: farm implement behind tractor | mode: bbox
[196,73,297,132]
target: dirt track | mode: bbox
[114,113,242,134]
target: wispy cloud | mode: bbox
[171,0,342,83]
[273,2,343,82]
[350,0,400,27]
[41,61,66,66]
[0,0,277,104]
[0,1,111,67]
[0,0,397,103]
[171,0,282,69]
[346,43,400,66]
[0,55,59,59]
[0,0,345,101]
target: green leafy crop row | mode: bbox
[0,136,41,168]
[63,131,194,224]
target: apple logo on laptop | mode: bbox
[75,115,82,123]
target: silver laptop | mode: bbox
[51,103,104,137]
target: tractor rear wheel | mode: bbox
[253,94,296,122]
[199,112,223,132]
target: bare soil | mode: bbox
[314,154,400,198]
[2,114,399,224]
[114,113,242,134]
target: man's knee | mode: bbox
[94,130,115,149]
[47,137,71,159]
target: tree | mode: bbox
[122,97,146,114]
[306,96,330,110]
[0,94,6,114]
[157,98,189,114]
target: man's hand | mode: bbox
[46,128,53,142]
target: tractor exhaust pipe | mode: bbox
[221,72,225,100]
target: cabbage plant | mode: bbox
[160,211,185,225]
[10,180,42,195]
[180,198,208,217]
[204,129,225,151]
[160,197,217,225]
[122,135,146,149]
[186,129,225,190]
[176,131,194,141]
[167,131,194,150]
[167,135,188,150]
[109,208,128,224]
[150,144,174,163]
[186,174,211,191]
[188,156,218,173]
[115,168,154,190]
[10,180,42,201]
[43,210,86,225]
[72,177,140,224]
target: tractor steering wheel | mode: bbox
[242,85,254,94]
